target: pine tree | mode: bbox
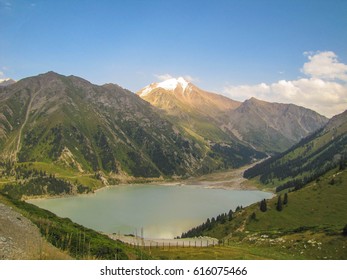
[260,199,267,212]
[276,195,283,211]
[283,193,288,205]
[343,224,347,236]
[228,210,233,221]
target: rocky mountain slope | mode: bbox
[138,78,328,154]
[139,77,268,171]
[138,77,242,143]
[226,97,328,153]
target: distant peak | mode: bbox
[0,78,16,86]
[245,97,266,104]
[36,71,64,80]
[42,71,61,76]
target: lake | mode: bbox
[29,184,273,239]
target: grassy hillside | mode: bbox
[172,167,347,259]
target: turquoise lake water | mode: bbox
[29,184,273,238]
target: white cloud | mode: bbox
[154,73,199,83]
[154,73,174,81]
[182,75,200,83]
[224,51,347,118]
[301,51,347,81]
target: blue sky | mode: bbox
[1,0,347,116]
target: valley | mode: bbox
[0,72,346,260]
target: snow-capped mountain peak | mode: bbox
[139,77,190,97]
[157,77,189,91]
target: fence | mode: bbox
[109,234,226,248]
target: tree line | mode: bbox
[244,133,347,193]
[181,207,243,238]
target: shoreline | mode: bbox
[156,159,270,191]
[25,160,272,202]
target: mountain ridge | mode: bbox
[0,72,205,178]
[0,72,266,199]
[138,78,328,154]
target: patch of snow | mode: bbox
[177,77,189,91]
[157,78,179,91]
[157,77,189,91]
[0,78,11,82]
[0,78,16,86]
[139,84,157,97]
[139,77,190,96]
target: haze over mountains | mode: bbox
[0,72,329,183]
